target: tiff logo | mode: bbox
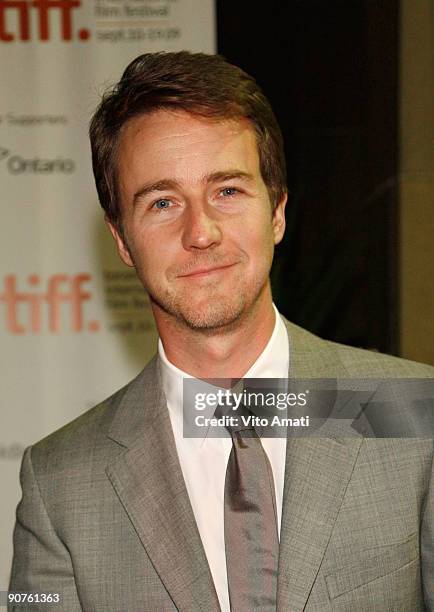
[0,0,90,42]
[0,274,100,333]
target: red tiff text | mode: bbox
[0,274,100,333]
[0,0,90,42]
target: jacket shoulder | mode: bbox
[283,317,434,378]
[328,339,434,377]
[29,361,153,471]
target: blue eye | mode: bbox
[221,187,238,197]
[154,199,171,210]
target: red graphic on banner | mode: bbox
[0,274,100,333]
[0,0,90,42]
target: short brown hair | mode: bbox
[89,51,287,232]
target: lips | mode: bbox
[178,263,237,278]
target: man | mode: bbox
[9,52,433,611]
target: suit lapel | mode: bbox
[277,435,362,611]
[105,358,221,612]
[277,320,363,611]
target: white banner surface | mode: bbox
[0,0,215,588]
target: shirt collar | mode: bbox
[243,304,289,380]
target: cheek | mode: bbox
[238,231,274,278]
[130,235,174,280]
[242,216,276,251]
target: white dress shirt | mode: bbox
[158,305,289,612]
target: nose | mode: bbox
[181,204,222,251]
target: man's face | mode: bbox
[109,110,286,331]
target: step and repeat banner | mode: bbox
[0,0,215,588]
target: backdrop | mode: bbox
[0,0,215,589]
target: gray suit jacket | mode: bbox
[9,320,434,611]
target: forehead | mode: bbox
[116,110,262,191]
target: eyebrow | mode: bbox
[206,170,254,184]
[132,170,255,205]
[133,180,180,205]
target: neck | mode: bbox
[154,292,276,379]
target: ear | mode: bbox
[106,218,135,267]
[272,192,287,245]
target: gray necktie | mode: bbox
[219,404,279,611]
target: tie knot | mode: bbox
[214,400,258,437]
